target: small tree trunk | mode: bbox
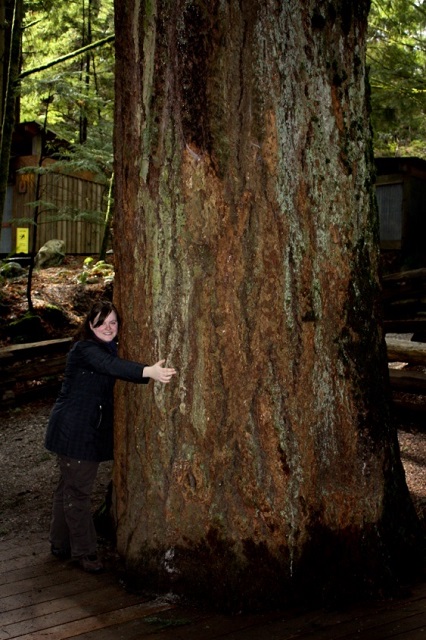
[0,0,23,245]
[99,172,114,261]
[113,0,423,611]
[26,104,49,313]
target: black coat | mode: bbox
[45,339,149,461]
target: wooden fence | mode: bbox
[382,268,426,335]
[11,157,107,255]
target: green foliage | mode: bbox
[16,0,115,266]
[17,1,426,171]
[368,0,426,157]
[21,0,114,144]
[77,258,114,284]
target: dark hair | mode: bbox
[76,300,120,341]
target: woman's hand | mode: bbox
[143,360,177,383]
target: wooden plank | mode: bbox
[0,541,425,639]
[359,612,426,640]
[0,556,56,578]
[0,551,61,576]
[74,599,426,640]
[1,512,426,639]
[0,558,65,586]
[68,609,277,640]
[0,566,77,598]
[0,569,114,614]
[0,338,70,403]
[0,580,109,626]
[153,583,426,640]
[0,585,149,637]
[4,600,174,640]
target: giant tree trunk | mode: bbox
[113,0,423,610]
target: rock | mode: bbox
[8,313,47,343]
[0,261,25,278]
[35,239,65,269]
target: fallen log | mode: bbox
[382,268,426,283]
[381,270,426,324]
[389,369,426,394]
[3,354,70,385]
[385,337,426,365]
[0,337,72,362]
[0,337,72,405]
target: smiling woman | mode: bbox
[90,311,119,342]
[44,300,176,574]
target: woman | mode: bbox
[45,300,176,573]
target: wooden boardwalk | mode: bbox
[1,534,426,639]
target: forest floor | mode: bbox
[0,257,425,545]
[0,254,114,347]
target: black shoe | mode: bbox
[51,544,71,559]
[78,554,104,573]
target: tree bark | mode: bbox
[0,0,23,245]
[113,0,423,610]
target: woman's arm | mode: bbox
[143,360,176,383]
[76,341,176,384]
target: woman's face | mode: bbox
[90,310,119,342]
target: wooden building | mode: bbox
[375,156,426,260]
[0,121,107,257]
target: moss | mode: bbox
[7,313,46,343]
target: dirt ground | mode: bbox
[0,398,113,540]
[0,257,425,546]
[0,255,113,347]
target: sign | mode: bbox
[16,228,29,254]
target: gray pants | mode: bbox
[49,455,99,558]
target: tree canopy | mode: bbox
[368,0,426,157]
[21,0,114,147]
[15,1,426,161]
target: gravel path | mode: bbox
[0,398,112,541]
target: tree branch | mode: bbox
[19,34,115,79]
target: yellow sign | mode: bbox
[16,228,29,254]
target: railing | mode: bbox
[0,337,72,405]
